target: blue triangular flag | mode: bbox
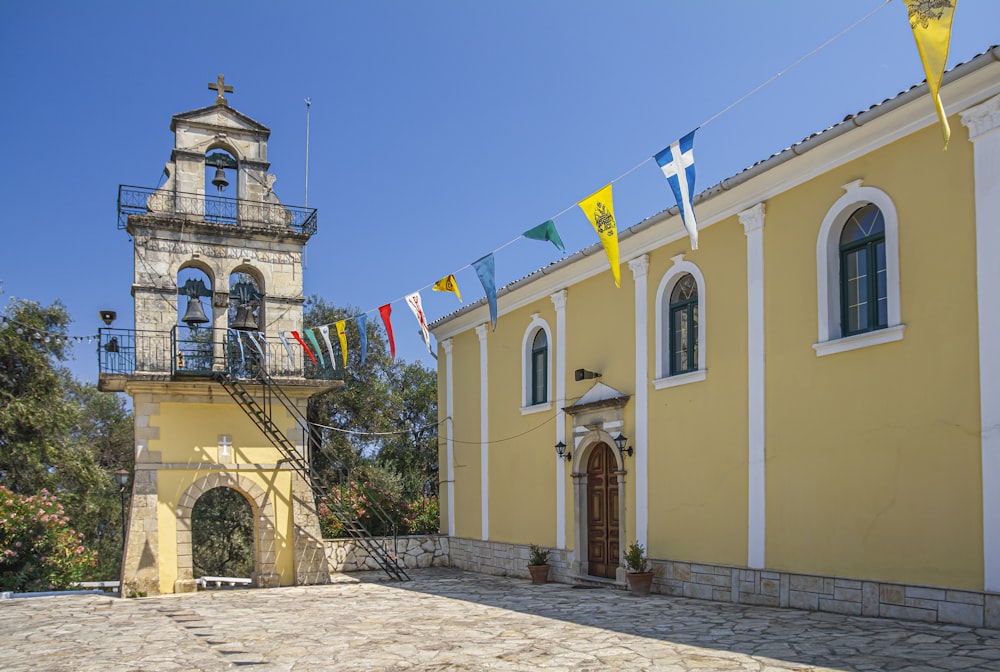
[356,313,368,365]
[472,253,497,331]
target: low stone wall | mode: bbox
[325,535,449,572]
[447,537,575,584]
[651,560,1000,629]
[444,537,1000,629]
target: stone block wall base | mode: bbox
[296,571,331,586]
[254,573,281,589]
[446,536,1000,630]
[448,537,575,585]
[173,579,198,594]
[121,577,160,598]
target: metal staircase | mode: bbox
[214,368,410,581]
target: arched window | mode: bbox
[669,273,698,375]
[521,316,553,412]
[839,204,887,336]
[654,256,706,388]
[530,329,548,405]
[815,181,903,356]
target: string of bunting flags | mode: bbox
[0,315,99,345]
[281,0,954,375]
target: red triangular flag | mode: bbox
[290,330,317,365]
[379,304,395,360]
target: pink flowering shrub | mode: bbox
[0,486,96,592]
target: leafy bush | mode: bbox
[319,480,439,538]
[0,486,96,592]
[404,495,439,535]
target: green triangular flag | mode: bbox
[522,220,566,254]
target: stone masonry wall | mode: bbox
[444,537,1000,630]
[447,537,575,585]
[325,535,450,572]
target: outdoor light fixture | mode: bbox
[555,441,571,461]
[613,433,633,458]
[574,368,602,381]
[100,310,117,326]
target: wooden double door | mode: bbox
[586,443,619,578]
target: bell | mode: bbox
[182,297,210,326]
[231,304,259,331]
[211,166,229,192]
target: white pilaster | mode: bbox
[628,255,650,548]
[442,338,455,535]
[961,94,1000,591]
[475,323,490,541]
[740,202,766,569]
[551,290,568,548]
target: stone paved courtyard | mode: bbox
[2,568,999,671]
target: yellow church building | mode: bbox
[430,47,1000,628]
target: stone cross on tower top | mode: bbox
[208,74,234,106]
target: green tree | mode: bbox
[65,380,134,580]
[1,296,134,582]
[304,297,439,532]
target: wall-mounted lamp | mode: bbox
[613,433,633,458]
[555,441,572,461]
[574,368,602,381]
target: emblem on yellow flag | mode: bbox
[903,0,956,148]
[578,183,621,288]
[432,274,462,302]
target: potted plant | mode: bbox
[623,541,654,596]
[527,543,551,584]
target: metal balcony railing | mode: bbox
[117,185,318,235]
[97,327,341,382]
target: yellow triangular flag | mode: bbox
[432,274,462,302]
[578,183,620,288]
[334,320,348,369]
[904,0,956,148]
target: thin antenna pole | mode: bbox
[304,98,311,208]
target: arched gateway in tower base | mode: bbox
[99,77,339,595]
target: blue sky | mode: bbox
[1,1,997,382]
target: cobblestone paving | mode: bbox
[2,568,999,671]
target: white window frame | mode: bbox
[654,255,707,389]
[521,314,553,414]
[814,180,904,357]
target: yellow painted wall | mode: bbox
[148,401,298,591]
[563,265,638,548]
[645,219,749,566]
[436,111,986,592]
[764,120,983,589]
[449,329,483,538]
[484,301,559,546]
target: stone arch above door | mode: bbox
[174,472,278,593]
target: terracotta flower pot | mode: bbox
[626,571,654,596]
[528,564,550,584]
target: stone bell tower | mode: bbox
[100,76,340,595]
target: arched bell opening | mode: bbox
[191,486,255,584]
[176,266,215,372]
[204,148,238,197]
[228,268,264,333]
